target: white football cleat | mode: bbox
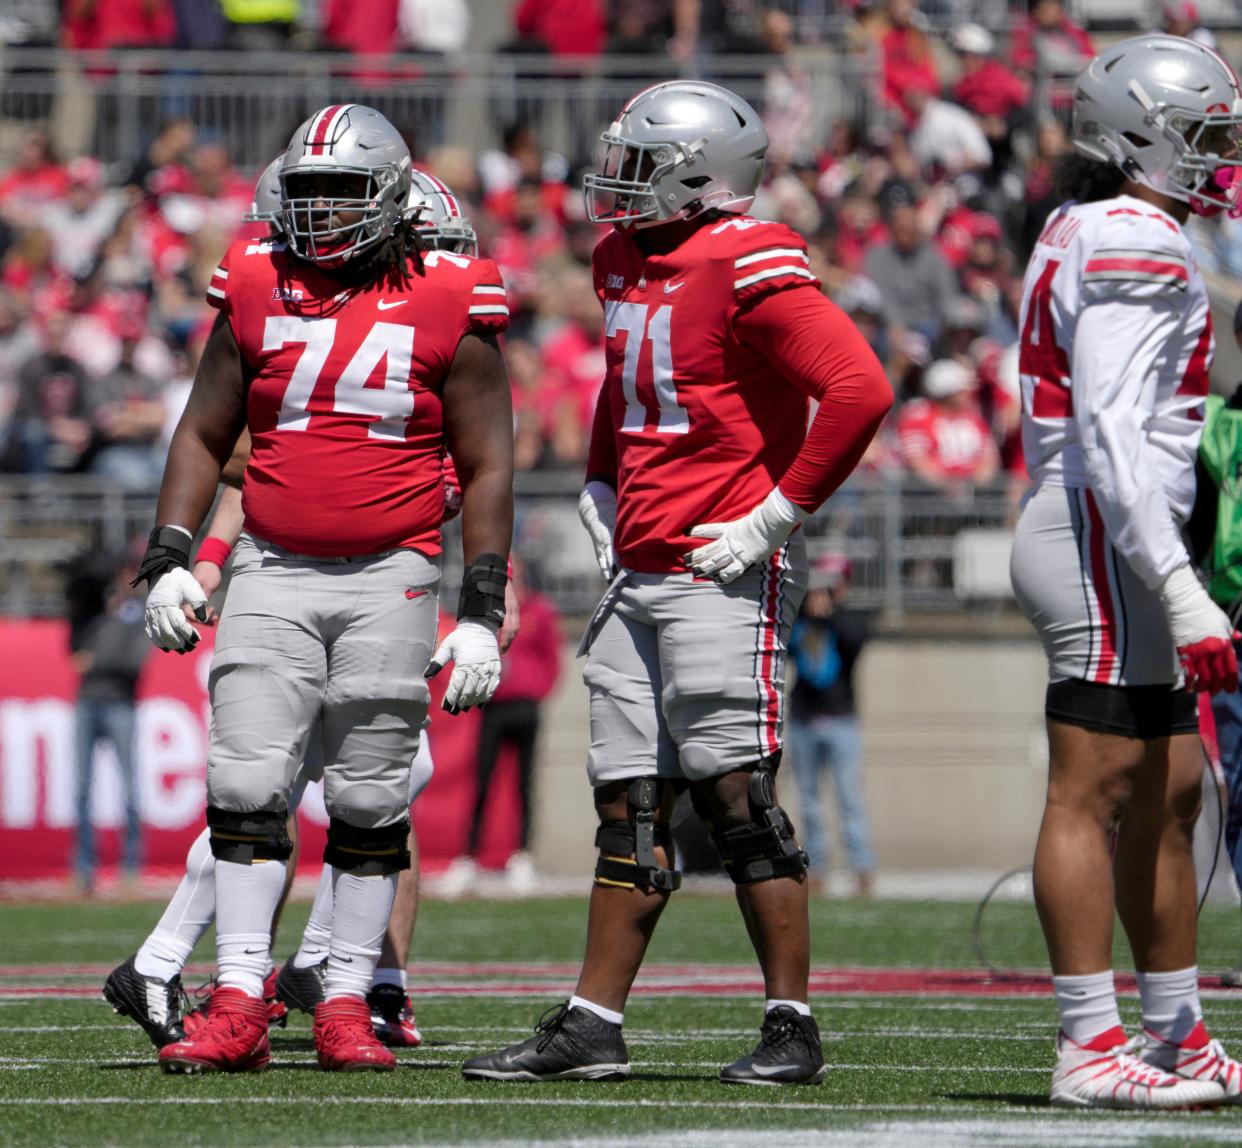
[1050,1026,1225,1109]
[1138,1021,1242,1103]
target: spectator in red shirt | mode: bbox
[949,22,1028,174]
[322,0,400,53]
[1009,0,1093,82]
[897,358,999,495]
[0,134,69,228]
[488,177,566,327]
[832,182,888,275]
[538,266,605,465]
[442,561,563,894]
[950,24,1027,119]
[881,0,938,128]
[63,0,175,49]
[511,0,604,55]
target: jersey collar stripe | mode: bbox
[308,104,352,156]
[206,285,226,299]
[733,248,810,269]
[468,304,509,315]
[471,285,507,295]
[211,268,229,280]
[734,266,816,291]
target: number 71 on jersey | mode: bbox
[605,300,689,435]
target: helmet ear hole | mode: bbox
[681,176,712,189]
[1122,131,1152,148]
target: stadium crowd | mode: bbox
[0,0,1233,502]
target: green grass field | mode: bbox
[3,894,1242,1147]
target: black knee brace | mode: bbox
[325,816,411,876]
[594,777,681,893]
[206,805,293,864]
[710,756,809,885]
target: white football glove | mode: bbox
[578,480,617,581]
[145,567,209,653]
[1158,564,1240,694]
[686,487,808,585]
[425,618,501,714]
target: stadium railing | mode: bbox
[0,473,1017,624]
[0,47,879,169]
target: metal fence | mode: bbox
[0,474,1018,623]
[0,47,879,170]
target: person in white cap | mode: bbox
[896,358,998,497]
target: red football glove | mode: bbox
[1160,566,1240,695]
[1178,635,1240,695]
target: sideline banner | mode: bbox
[0,619,519,879]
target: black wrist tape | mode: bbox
[132,525,193,588]
[458,552,508,627]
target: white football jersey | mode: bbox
[1017,193,1212,590]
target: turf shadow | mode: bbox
[940,1091,1049,1108]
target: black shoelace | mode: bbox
[759,1014,810,1056]
[533,1003,572,1053]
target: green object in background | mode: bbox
[1199,392,1242,611]
[219,0,300,23]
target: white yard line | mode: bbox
[0,1098,1044,1112]
[0,1053,1048,1074]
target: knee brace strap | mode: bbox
[593,777,681,893]
[206,805,293,864]
[325,816,411,876]
[714,762,808,885]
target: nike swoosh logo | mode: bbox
[243,948,267,955]
[377,299,408,310]
[664,281,686,294]
[750,1063,796,1077]
[405,588,429,600]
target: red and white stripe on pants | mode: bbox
[754,543,792,758]
[1073,489,1128,685]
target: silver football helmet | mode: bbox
[1073,33,1242,217]
[583,81,768,226]
[279,103,412,265]
[406,170,478,257]
[243,156,283,233]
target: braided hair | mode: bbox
[1053,151,1126,206]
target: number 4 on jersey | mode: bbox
[605,300,689,435]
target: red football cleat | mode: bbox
[184,969,287,1037]
[314,996,397,1072]
[159,987,272,1074]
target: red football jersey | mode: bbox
[587,217,821,573]
[207,241,508,557]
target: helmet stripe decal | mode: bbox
[307,104,354,157]
[422,172,460,217]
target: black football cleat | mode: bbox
[366,983,422,1047]
[461,1003,630,1081]
[274,956,327,1014]
[719,1005,827,1086]
[102,954,187,1049]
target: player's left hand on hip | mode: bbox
[685,487,808,585]
[425,618,501,714]
[145,567,209,654]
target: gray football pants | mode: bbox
[206,532,439,829]
[582,536,807,785]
